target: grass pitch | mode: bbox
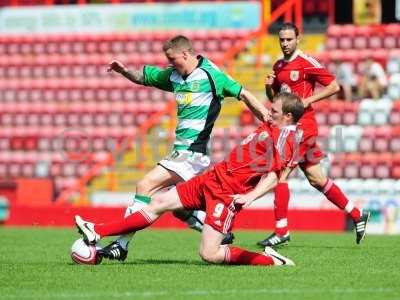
[0,227,399,300]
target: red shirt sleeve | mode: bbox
[303,56,335,86]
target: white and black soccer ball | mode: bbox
[70,238,102,265]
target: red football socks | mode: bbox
[274,182,290,236]
[322,179,361,222]
[94,210,154,237]
[225,246,274,265]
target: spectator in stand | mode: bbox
[358,57,388,99]
[334,59,356,101]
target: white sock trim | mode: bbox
[276,218,288,228]
[344,202,355,213]
[322,179,334,194]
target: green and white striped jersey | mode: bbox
[143,56,242,154]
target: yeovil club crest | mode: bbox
[191,81,200,92]
[290,70,299,81]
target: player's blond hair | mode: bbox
[274,92,304,123]
[162,35,195,55]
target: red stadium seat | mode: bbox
[342,153,361,178]
[353,26,371,49]
[359,126,375,152]
[359,152,379,178]
[374,126,392,152]
[375,152,393,178]
[342,101,359,125]
[326,100,343,125]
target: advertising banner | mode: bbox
[0,2,260,34]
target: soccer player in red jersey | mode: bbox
[257,23,370,248]
[75,92,303,266]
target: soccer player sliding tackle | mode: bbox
[101,35,267,260]
[75,92,303,266]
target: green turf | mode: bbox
[0,227,399,300]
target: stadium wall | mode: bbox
[4,204,346,232]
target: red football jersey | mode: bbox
[272,50,335,121]
[214,122,298,194]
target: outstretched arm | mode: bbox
[230,172,278,208]
[108,60,144,85]
[239,88,270,123]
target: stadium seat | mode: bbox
[353,26,371,49]
[343,153,361,178]
[357,99,392,125]
[374,126,392,152]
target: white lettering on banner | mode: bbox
[0,2,260,34]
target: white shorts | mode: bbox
[158,150,210,181]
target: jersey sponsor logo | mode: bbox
[290,70,299,81]
[176,93,193,105]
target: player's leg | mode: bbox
[257,168,293,247]
[171,208,235,244]
[160,151,209,232]
[258,127,325,247]
[303,163,370,244]
[76,187,184,244]
[196,178,294,266]
[200,222,294,266]
[157,151,234,243]
[101,165,183,260]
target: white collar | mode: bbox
[281,124,296,131]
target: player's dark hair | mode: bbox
[274,92,304,123]
[279,22,299,37]
[163,35,195,54]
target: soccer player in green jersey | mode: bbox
[101,35,267,261]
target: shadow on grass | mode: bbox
[67,259,206,266]
[67,258,254,267]
[125,259,205,266]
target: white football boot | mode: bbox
[264,246,295,266]
[75,215,100,245]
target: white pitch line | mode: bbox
[0,288,396,300]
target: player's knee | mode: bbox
[146,195,167,214]
[307,176,326,190]
[136,177,154,195]
[199,248,221,264]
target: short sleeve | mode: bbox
[143,65,174,92]
[303,57,335,86]
[220,72,242,99]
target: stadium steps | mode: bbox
[87,120,172,193]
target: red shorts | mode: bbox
[295,118,325,170]
[176,170,240,234]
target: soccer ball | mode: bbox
[70,238,102,265]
